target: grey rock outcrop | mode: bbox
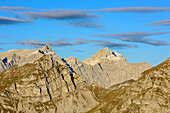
[0,44,55,72]
[65,47,151,88]
[0,45,169,113]
[0,54,21,72]
[0,45,151,88]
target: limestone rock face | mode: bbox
[0,55,98,113]
[0,44,55,72]
[87,56,170,113]
[0,54,21,72]
[0,45,151,88]
[0,45,169,113]
[83,47,126,66]
[65,48,151,88]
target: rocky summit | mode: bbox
[0,44,55,72]
[65,47,151,88]
[0,45,151,88]
[0,44,169,113]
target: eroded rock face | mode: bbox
[0,55,98,113]
[83,47,126,66]
[0,44,55,72]
[65,48,151,88]
[0,54,21,72]
[87,56,170,113]
[0,45,169,113]
[0,45,151,88]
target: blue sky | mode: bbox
[0,0,170,66]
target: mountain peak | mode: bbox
[38,43,55,55]
[45,43,51,49]
[98,47,110,54]
[101,47,109,50]
[41,43,52,51]
[83,47,126,66]
[83,48,112,65]
[95,47,112,57]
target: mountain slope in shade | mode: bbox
[65,48,151,88]
[87,56,170,113]
[0,55,98,113]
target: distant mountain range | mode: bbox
[0,44,169,113]
[0,44,151,88]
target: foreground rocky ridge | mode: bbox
[87,56,170,113]
[0,55,98,113]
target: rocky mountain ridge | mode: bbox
[0,54,98,113]
[65,47,151,88]
[0,44,169,113]
[87,56,170,113]
[0,44,55,72]
[83,47,126,66]
[0,44,151,88]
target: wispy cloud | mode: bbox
[92,32,169,38]
[54,50,60,53]
[15,39,98,48]
[19,7,170,21]
[21,11,98,20]
[149,19,170,26]
[11,38,137,49]
[67,22,104,28]
[152,28,170,31]
[0,16,32,25]
[1,6,170,27]
[20,10,102,28]
[73,49,84,52]
[92,32,170,46]
[0,6,100,27]
[91,7,170,13]
[0,6,30,10]
[97,41,137,48]
[3,6,169,13]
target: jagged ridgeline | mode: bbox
[65,47,151,88]
[0,44,55,72]
[0,44,151,88]
[0,55,98,112]
[0,44,169,113]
